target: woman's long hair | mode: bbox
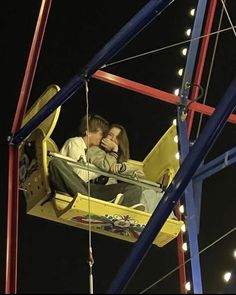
[110,123,130,162]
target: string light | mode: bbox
[185,28,192,37]
[181,223,186,232]
[179,204,185,214]
[175,152,180,160]
[182,242,188,251]
[181,48,188,56]
[177,68,184,76]
[174,88,180,96]
[185,281,191,291]
[174,135,178,143]
[223,272,232,282]
[233,249,236,258]
[190,8,195,16]
[172,118,177,126]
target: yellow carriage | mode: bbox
[19,85,183,247]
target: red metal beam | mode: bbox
[11,0,52,132]
[187,0,218,134]
[93,70,236,124]
[6,1,52,293]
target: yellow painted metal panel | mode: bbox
[142,124,179,184]
[52,193,183,247]
[21,84,61,139]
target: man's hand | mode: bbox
[110,163,122,173]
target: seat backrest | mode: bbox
[143,124,179,185]
[19,85,61,212]
[21,84,61,140]
[128,124,179,188]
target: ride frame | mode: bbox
[5,0,236,293]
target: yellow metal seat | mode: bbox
[128,124,179,188]
[19,85,183,247]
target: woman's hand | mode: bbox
[101,138,118,152]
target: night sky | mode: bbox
[2,1,236,293]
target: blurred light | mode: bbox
[179,205,185,214]
[181,48,188,56]
[223,272,231,282]
[175,152,180,160]
[182,242,188,251]
[173,119,177,126]
[177,68,184,76]
[185,281,191,291]
[185,28,191,37]
[174,88,180,96]
[174,135,178,143]
[233,249,236,258]
[190,8,195,16]
[181,223,186,232]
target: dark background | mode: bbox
[1,1,236,293]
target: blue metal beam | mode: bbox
[107,76,236,293]
[180,0,208,92]
[11,0,174,145]
[177,0,207,292]
[192,147,236,231]
[177,113,203,292]
[193,147,236,183]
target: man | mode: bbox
[48,114,143,208]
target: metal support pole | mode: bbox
[177,0,210,292]
[5,1,52,293]
[193,147,236,183]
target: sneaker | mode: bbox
[112,193,124,205]
[130,203,146,211]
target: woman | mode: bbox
[87,123,144,210]
[87,123,176,217]
[87,124,170,213]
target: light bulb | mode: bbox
[223,272,231,282]
[179,205,185,214]
[190,8,195,16]
[185,281,191,291]
[181,48,188,56]
[177,68,184,76]
[181,223,186,232]
[233,249,236,258]
[174,88,179,96]
[182,242,188,251]
[185,29,191,37]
